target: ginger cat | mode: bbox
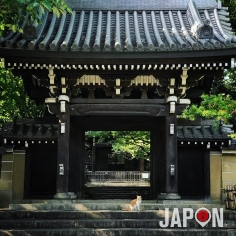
[129,195,142,211]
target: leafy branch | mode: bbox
[87,131,150,160]
[181,94,236,124]
[0,0,72,34]
[0,59,45,125]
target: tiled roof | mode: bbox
[0,119,58,141]
[0,118,232,141]
[0,0,235,53]
[177,125,231,139]
[177,119,233,139]
[67,0,218,11]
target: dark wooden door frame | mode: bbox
[204,149,210,201]
[69,116,164,200]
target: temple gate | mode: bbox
[0,0,236,203]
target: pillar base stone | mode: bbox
[157,193,181,200]
[54,192,71,200]
[68,192,77,199]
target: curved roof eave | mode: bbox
[0,47,236,64]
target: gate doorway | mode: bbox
[86,131,150,172]
[70,116,165,200]
[84,131,151,199]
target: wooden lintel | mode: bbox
[69,103,166,117]
[70,98,166,104]
[48,100,188,116]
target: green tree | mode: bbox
[220,0,236,31]
[87,131,150,161]
[0,60,45,124]
[181,93,236,124]
[212,67,236,99]
[0,0,72,34]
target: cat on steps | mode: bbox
[129,195,142,211]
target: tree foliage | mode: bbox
[211,67,236,99]
[220,0,236,31]
[181,94,236,124]
[0,0,72,34]
[0,61,45,124]
[87,131,150,160]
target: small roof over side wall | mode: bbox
[0,118,232,142]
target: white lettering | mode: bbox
[159,208,224,228]
[170,208,182,227]
[212,208,224,227]
[183,208,194,227]
[159,208,169,228]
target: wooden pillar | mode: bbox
[69,117,85,199]
[157,97,180,200]
[76,128,85,199]
[150,122,165,200]
[204,149,210,202]
[54,96,71,199]
[68,118,78,199]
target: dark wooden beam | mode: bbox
[69,117,85,199]
[0,48,234,65]
[69,116,162,131]
[151,126,165,200]
[70,99,166,104]
[204,150,210,202]
[158,103,180,200]
[47,99,188,116]
[70,103,166,116]
[54,103,71,199]
[11,67,224,78]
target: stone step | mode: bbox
[85,186,151,200]
[9,201,225,211]
[0,210,235,220]
[0,228,236,236]
[0,218,235,229]
[12,199,221,204]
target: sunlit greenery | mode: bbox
[181,94,236,124]
[87,131,150,160]
[0,60,45,124]
[0,0,72,34]
[220,0,236,31]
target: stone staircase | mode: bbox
[0,200,235,235]
[85,186,151,200]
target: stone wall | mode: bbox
[222,155,236,188]
[210,150,236,202]
[0,149,235,207]
[0,151,25,208]
[0,152,13,207]
[12,151,25,201]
